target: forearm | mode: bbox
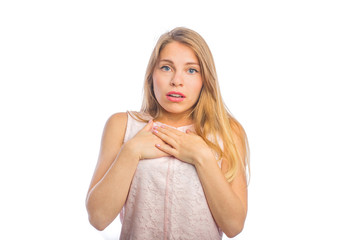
[86,143,139,230]
[195,156,247,237]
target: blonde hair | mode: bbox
[130,27,249,183]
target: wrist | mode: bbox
[194,149,216,169]
[122,140,141,161]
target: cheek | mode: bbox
[191,78,203,97]
[152,73,164,99]
[153,80,160,99]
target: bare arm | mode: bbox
[86,113,170,231]
[194,149,247,238]
[195,124,248,238]
[86,112,139,231]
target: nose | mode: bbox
[170,71,183,87]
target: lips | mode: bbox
[166,91,186,102]
[166,91,186,98]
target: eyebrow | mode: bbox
[159,59,200,66]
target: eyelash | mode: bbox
[160,66,171,71]
[160,66,199,74]
[188,68,198,74]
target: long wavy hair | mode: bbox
[130,27,249,183]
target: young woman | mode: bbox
[86,27,250,239]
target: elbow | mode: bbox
[224,227,244,238]
[87,205,110,231]
[86,191,123,232]
[88,214,108,231]
[223,220,245,238]
[86,198,110,231]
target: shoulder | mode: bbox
[107,112,128,124]
[101,112,129,145]
[221,117,249,171]
[105,112,128,131]
[229,117,246,137]
[229,117,248,152]
[127,111,152,123]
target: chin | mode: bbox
[161,104,193,115]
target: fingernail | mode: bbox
[160,125,166,128]
[153,126,158,130]
[155,144,160,147]
[153,130,158,134]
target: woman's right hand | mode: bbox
[125,120,171,160]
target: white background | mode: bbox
[1,0,359,239]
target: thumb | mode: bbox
[141,119,153,132]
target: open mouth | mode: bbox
[166,91,186,102]
[166,91,186,98]
[167,93,184,98]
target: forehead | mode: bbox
[159,41,199,63]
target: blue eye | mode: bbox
[161,66,171,71]
[188,68,198,74]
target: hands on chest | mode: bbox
[151,123,215,166]
[127,120,215,166]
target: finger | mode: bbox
[155,143,177,157]
[156,125,182,138]
[141,119,153,132]
[153,128,178,148]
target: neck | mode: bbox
[154,110,193,127]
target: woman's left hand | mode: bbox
[151,125,214,165]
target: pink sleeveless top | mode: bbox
[119,113,223,240]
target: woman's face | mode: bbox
[152,41,203,117]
